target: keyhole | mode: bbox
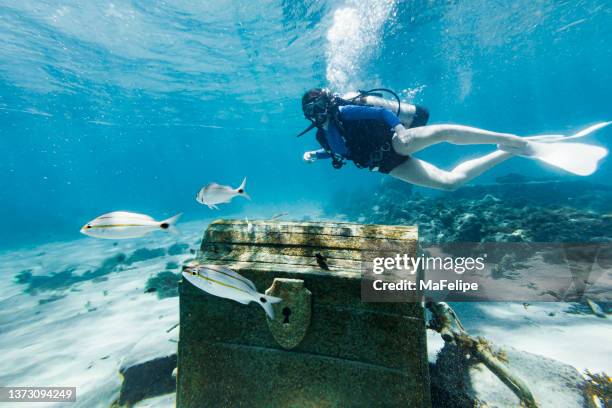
[282,307,292,324]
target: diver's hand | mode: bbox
[393,123,415,145]
[303,151,317,163]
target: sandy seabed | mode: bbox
[0,216,610,407]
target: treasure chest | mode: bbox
[177,219,430,407]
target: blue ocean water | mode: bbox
[1,0,611,249]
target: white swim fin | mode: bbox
[502,122,611,175]
[526,121,611,143]
[509,141,608,176]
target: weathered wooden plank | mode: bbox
[182,261,420,311]
[208,219,418,240]
[202,242,363,261]
[200,250,363,270]
[204,229,418,251]
[180,269,424,349]
[178,341,429,408]
[192,260,362,277]
[201,242,365,268]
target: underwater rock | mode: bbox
[431,344,591,408]
[114,354,176,407]
[115,328,177,407]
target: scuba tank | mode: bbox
[340,88,429,128]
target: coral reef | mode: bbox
[328,178,612,243]
[583,370,611,408]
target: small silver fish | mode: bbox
[81,211,181,239]
[270,212,289,220]
[182,263,281,318]
[196,177,250,209]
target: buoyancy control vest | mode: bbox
[316,89,429,170]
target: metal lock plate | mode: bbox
[265,278,312,349]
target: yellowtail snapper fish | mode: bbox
[182,263,281,318]
[81,211,182,239]
[196,177,250,209]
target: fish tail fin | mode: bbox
[237,177,251,200]
[160,213,182,233]
[258,294,282,319]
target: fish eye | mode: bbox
[85,225,92,229]
[191,271,197,276]
[260,297,266,303]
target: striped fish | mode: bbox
[182,263,281,319]
[80,211,182,239]
[196,177,250,210]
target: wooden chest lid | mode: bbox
[198,219,418,277]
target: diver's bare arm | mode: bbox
[392,124,527,155]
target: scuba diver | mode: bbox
[298,88,610,191]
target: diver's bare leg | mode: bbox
[389,150,512,191]
[392,124,527,155]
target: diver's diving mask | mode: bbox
[303,97,329,125]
